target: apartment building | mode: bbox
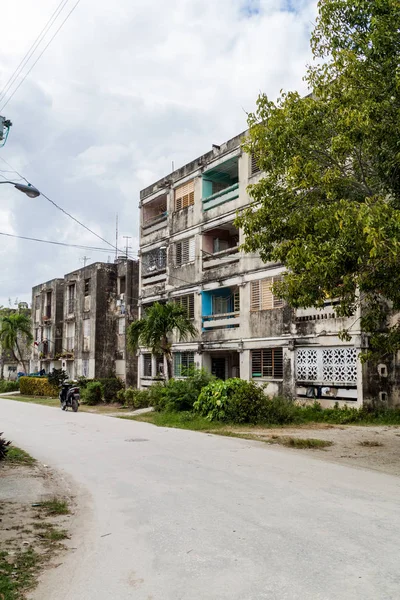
[31,258,139,385]
[138,132,399,407]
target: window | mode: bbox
[173,352,195,377]
[252,348,283,378]
[156,355,164,376]
[175,294,195,319]
[250,277,283,311]
[119,276,126,295]
[175,237,195,266]
[68,284,76,313]
[84,278,91,296]
[35,295,40,310]
[82,359,89,378]
[143,353,152,377]
[83,319,91,337]
[250,152,261,176]
[175,179,194,211]
[142,247,167,276]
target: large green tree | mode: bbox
[127,302,197,380]
[237,0,400,357]
[0,313,33,374]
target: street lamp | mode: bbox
[0,180,41,198]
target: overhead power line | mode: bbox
[0,155,125,254]
[0,0,71,105]
[0,231,119,253]
[0,0,82,112]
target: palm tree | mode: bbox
[127,302,197,380]
[0,313,33,375]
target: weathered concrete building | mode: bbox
[138,131,398,406]
[31,259,139,386]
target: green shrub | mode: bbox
[194,379,298,425]
[0,432,11,461]
[81,381,104,405]
[76,376,94,389]
[123,387,155,409]
[155,369,215,413]
[0,380,19,393]
[47,368,68,388]
[19,376,58,397]
[97,378,124,403]
[116,388,126,403]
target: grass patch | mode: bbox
[39,499,69,516]
[359,440,384,447]
[123,411,227,431]
[38,527,68,542]
[272,436,333,449]
[6,446,36,466]
[0,395,59,407]
[0,548,41,600]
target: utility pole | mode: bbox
[80,255,90,268]
[115,214,118,262]
[122,236,131,260]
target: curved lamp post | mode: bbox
[0,180,41,198]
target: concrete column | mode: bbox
[240,350,250,382]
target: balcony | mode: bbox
[142,195,168,233]
[202,287,240,330]
[202,223,240,270]
[202,156,239,211]
[142,247,167,279]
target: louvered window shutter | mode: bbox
[250,281,260,311]
[175,180,195,211]
[261,278,274,310]
[189,238,195,262]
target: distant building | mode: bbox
[31,259,139,386]
[137,131,399,407]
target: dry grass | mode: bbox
[359,440,384,447]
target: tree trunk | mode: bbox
[15,339,27,375]
[165,352,173,381]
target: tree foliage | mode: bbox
[0,313,32,374]
[237,0,400,356]
[127,302,197,379]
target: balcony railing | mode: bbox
[142,211,168,230]
[202,311,240,329]
[66,337,75,351]
[202,246,240,269]
[202,183,239,211]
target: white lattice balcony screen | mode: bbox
[296,347,358,384]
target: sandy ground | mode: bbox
[0,459,75,594]
[233,423,400,476]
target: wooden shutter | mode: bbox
[250,153,260,175]
[189,237,195,262]
[272,276,284,308]
[188,294,194,318]
[261,349,273,377]
[261,278,274,310]
[175,180,194,211]
[250,281,260,311]
[233,290,240,313]
[251,350,262,377]
[272,348,283,377]
[175,242,182,266]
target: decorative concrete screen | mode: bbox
[296,347,358,384]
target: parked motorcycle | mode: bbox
[59,382,80,412]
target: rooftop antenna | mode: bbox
[80,255,90,268]
[115,214,118,262]
[123,235,132,259]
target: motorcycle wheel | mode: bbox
[72,398,79,412]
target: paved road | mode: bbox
[2,400,400,600]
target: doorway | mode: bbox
[212,357,226,380]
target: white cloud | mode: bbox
[0,0,318,306]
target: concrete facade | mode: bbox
[31,259,139,386]
[138,132,399,407]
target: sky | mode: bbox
[0,0,318,307]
